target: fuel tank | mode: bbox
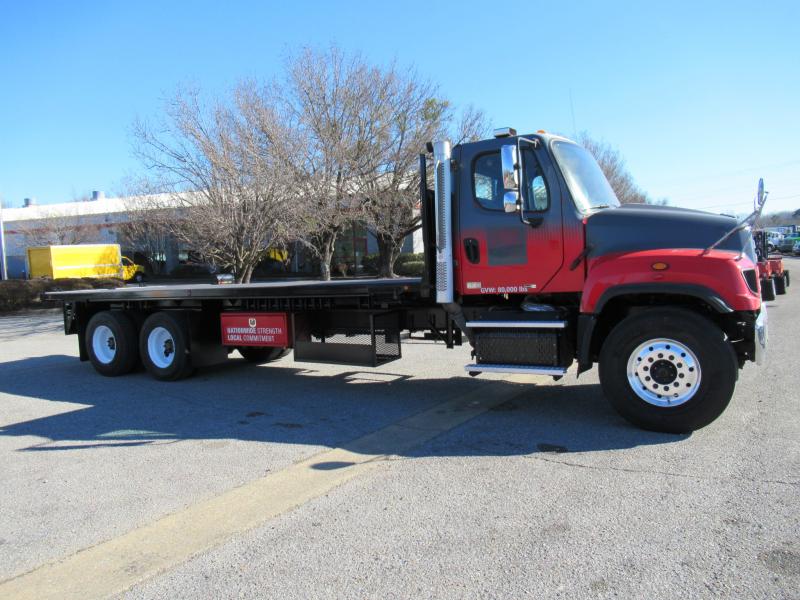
[585,204,755,261]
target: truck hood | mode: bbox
[585,204,755,261]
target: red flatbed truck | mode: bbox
[48,130,768,433]
[753,230,790,300]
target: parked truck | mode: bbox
[27,243,146,282]
[47,130,767,433]
[28,244,125,280]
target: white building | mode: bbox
[0,192,422,279]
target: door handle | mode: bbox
[464,238,480,264]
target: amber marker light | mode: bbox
[651,262,669,271]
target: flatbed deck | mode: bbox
[46,277,424,303]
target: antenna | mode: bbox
[569,89,578,139]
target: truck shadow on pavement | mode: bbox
[0,355,688,458]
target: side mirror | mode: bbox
[501,145,519,190]
[756,178,765,208]
[503,191,519,213]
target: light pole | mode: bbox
[0,200,7,280]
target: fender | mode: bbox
[580,249,761,314]
[576,249,762,374]
[576,283,737,374]
[593,282,733,314]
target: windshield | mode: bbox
[551,141,620,212]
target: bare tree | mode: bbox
[270,47,391,280]
[117,184,176,275]
[17,200,101,246]
[578,133,650,205]
[358,76,490,277]
[132,87,296,283]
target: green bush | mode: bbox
[0,278,123,312]
[395,253,424,267]
[396,260,425,277]
[359,252,424,276]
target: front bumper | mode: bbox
[754,304,768,366]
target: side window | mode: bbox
[522,148,549,212]
[472,153,504,211]
[473,149,549,212]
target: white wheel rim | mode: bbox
[626,338,701,407]
[92,325,117,364]
[147,326,176,369]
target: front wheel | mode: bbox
[599,309,737,433]
[774,275,787,295]
[761,278,776,301]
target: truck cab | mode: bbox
[425,129,767,432]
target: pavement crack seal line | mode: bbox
[526,455,800,488]
[0,373,545,600]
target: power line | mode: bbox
[648,159,800,188]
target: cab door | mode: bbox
[456,137,564,296]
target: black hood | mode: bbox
[585,204,755,261]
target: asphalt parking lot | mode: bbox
[1,261,798,599]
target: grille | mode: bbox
[742,269,759,294]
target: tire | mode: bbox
[761,278,776,301]
[774,275,787,295]
[139,312,194,381]
[86,311,140,376]
[238,347,291,364]
[133,273,145,283]
[598,308,737,433]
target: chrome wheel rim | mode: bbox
[147,326,176,369]
[92,325,117,364]
[626,338,701,407]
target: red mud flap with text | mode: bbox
[221,313,291,347]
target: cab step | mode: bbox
[464,364,568,376]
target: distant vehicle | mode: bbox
[778,232,800,253]
[27,244,125,280]
[122,256,146,282]
[793,241,800,255]
[766,231,783,253]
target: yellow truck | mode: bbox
[26,244,145,281]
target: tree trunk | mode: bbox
[318,230,338,281]
[240,263,255,284]
[376,232,401,278]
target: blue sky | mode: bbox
[1,0,798,215]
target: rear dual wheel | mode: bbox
[238,347,291,364]
[86,311,140,376]
[139,312,194,381]
[599,309,737,433]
